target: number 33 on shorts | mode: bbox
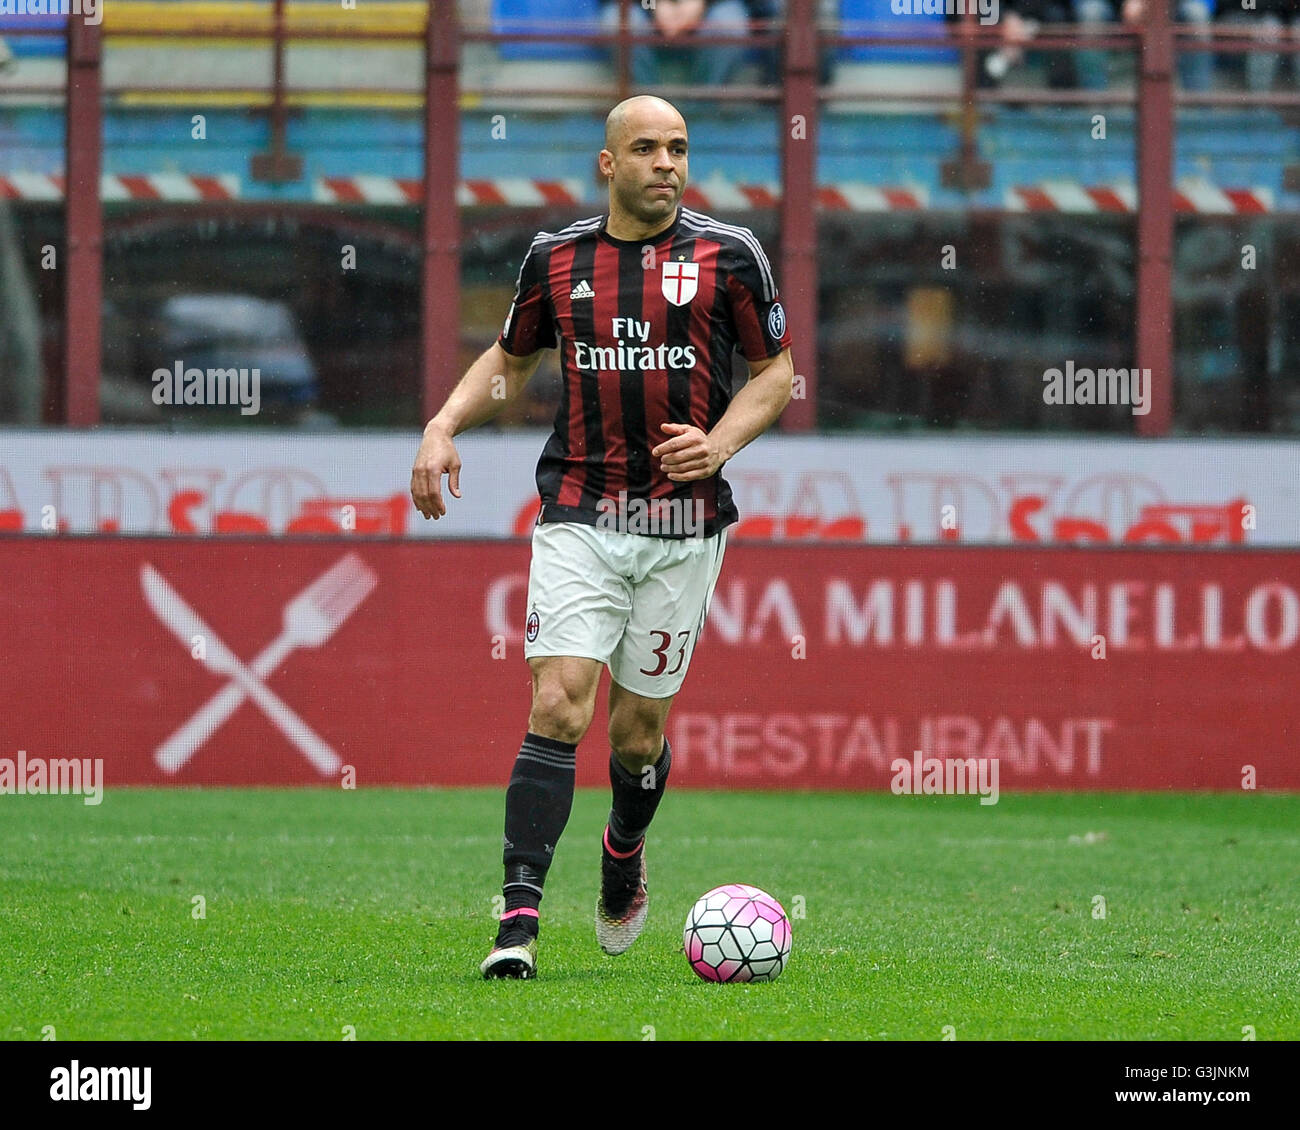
[640,629,695,679]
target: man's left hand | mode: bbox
[653,421,724,482]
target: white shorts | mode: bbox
[523,521,728,699]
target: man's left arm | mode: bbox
[654,347,793,482]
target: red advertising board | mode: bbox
[1,539,1295,790]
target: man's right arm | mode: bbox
[410,342,547,520]
[430,341,546,439]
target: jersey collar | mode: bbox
[597,206,682,248]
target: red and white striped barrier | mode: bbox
[313,176,591,206]
[314,176,930,210]
[683,181,781,210]
[0,173,240,201]
[101,174,240,202]
[312,176,421,205]
[0,172,1275,213]
[817,184,928,210]
[0,172,64,201]
[1006,181,1273,215]
[1172,180,1273,215]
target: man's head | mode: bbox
[599,96,688,228]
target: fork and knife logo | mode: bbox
[141,554,378,775]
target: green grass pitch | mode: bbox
[2,788,1297,1041]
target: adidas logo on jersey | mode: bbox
[569,279,596,300]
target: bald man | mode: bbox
[411,96,795,979]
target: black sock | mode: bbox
[607,738,671,855]
[501,732,577,919]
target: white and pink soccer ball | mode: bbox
[683,884,792,983]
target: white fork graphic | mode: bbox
[154,553,378,774]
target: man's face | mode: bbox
[603,122,689,225]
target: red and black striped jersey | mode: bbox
[497,205,793,539]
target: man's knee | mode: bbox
[608,713,667,768]
[529,674,596,744]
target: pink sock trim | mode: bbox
[499,907,539,921]
[603,825,644,859]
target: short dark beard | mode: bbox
[614,179,678,227]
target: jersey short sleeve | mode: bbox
[723,234,793,363]
[497,238,557,357]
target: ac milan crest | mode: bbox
[661,261,699,306]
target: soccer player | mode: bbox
[410,95,794,979]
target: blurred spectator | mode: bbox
[599,0,780,86]
[982,1,1080,88]
[1108,0,1213,91]
[1218,0,1299,91]
[986,0,1215,91]
[750,0,784,83]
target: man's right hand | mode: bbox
[410,421,462,520]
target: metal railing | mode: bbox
[5,1,1292,433]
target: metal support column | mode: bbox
[780,0,818,431]
[64,16,104,426]
[1136,2,1175,436]
[422,1,463,421]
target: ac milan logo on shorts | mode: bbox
[767,302,786,340]
[526,610,540,643]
